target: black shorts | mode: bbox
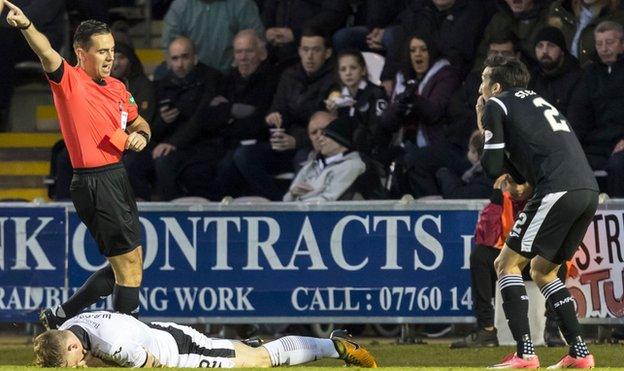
[506,189,598,264]
[70,162,141,257]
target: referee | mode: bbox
[3,1,150,326]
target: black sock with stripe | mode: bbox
[541,279,589,357]
[499,275,534,356]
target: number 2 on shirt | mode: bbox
[532,97,570,133]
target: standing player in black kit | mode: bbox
[3,0,149,327]
[477,55,598,369]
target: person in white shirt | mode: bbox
[284,116,366,201]
[33,311,377,368]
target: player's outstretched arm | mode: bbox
[4,0,62,73]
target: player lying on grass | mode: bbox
[33,311,377,368]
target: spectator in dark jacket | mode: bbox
[381,32,462,197]
[529,26,583,116]
[473,0,552,73]
[568,20,624,196]
[332,0,407,52]
[381,0,486,92]
[0,0,65,130]
[547,0,624,67]
[124,36,222,200]
[176,30,280,199]
[445,31,520,166]
[262,0,349,68]
[231,27,335,200]
[325,50,389,157]
[112,42,157,123]
[436,130,494,199]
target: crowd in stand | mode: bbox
[3,0,624,202]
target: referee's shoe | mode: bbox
[39,308,64,330]
[330,329,378,368]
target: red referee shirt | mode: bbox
[47,60,139,168]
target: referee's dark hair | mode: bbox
[483,54,530,90]
[73,20,111,50]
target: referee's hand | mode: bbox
[126,132,147,152]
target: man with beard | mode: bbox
[529,26,583,117]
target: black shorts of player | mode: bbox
[506,189,598,264]
[70,162,141,257]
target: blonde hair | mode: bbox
[33,330,67,367]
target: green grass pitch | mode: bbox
[1,340,624,370]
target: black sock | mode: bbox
[113,284,140,317]
[61,265,115,317]
[499,275,534,356]
[541,279,588,357]
[569,336,590,358]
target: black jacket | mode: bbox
[568,54,624,164]
[174,61,279,149]
[327,81,389,156]
[114,43,157,123]
[444,70,481,152]
[360,0,409,28]
[270,60,335,149]
[151,63,222,146]
[382,0,486,80]
[528,53,583,117]
[261,0,350,39]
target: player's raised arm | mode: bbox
[4,0,62,73]
[480,98,506,178]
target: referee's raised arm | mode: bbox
[3,0,62,73]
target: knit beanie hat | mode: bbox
[534,26,567,52]
[323,117,357,149]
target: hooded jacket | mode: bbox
[113,43,156,123]
[283,151,365,201]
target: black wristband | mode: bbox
[490,188,503,205]
[18,21,32,30]
[137,130,150,143]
